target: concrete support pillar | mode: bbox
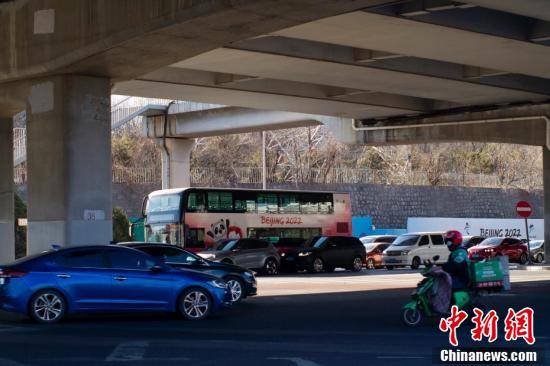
[0,119,15,262]
[160,138,194,189]
[544,146,550,264]
[26,75,112,254]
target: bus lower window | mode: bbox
[186,228,206,249]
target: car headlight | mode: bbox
[298,252,312,257]
[243,271,255,281]
[401,250,409,255]
[280,252,286,257]
[209,279,227,289]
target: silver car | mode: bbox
[198,238,280,275]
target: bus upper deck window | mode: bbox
[207,191,233,211]
[319,194,333,214]
[280,194,300,214]
[235,192,256,213]
[258,193,278,214]
[187,192,205,212]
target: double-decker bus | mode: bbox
[142,188,352,251]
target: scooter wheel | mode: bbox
[402,307,422,327]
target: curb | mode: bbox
[511,265,550,271]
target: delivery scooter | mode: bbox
[401,255,475,327]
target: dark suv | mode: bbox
[284,236,366,273]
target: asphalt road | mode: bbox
[0,269,549,366]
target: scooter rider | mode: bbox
[442,230,470,290]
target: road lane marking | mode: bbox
[268,357,321,366]
[106,341,149,362]
[377,356,426,359]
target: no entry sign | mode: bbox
[516,201,532,218]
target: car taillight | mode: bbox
[0,269,28,278]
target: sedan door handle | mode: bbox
[56,274,71,279]
[113,276,127,281]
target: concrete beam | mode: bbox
[357,103,550,146]
[114,79,419,120]
[0,0,394,84]
[0,118,15,263]
[146,107,322,139]
[458,0,550,22]
[274,11,550,79]
[144,106,357,144]
[360,118,547,146]
[232,35,550,96]
[138,67,444,113]
[26,75,112,253]
[173,47,546,105]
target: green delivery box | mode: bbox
[470,259,504,289]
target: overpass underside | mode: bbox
[1,0,550,261]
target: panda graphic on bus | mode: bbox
[207,219,243,242]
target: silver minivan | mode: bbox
[198,238,280,275]
[382,232,447,270]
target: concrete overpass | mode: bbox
[1,0,550,262]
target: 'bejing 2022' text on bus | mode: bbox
[142,188,352,251]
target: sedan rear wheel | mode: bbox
[519,252,528,265]
[179,288,212,320]
[536,253,544,263]
[351,257,363,272]
[30,290,66,324]
[264,258,279,275]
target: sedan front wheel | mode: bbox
[225,277,244,303]
[179,288,212,320]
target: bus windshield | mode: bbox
[147,194,181,213]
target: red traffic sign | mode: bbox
[516,201,532,218]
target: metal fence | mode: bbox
[188,166,514,188]
[13,128,26,165]
[13,165,540,190]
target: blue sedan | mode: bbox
[0,245,232,323]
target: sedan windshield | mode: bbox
[217,240,238,251]
[530,240,544,249]
[363,243,378,252]
[305,236,328,248]
[475,237,503,248]
[393,235,420,247]
[360,237,377,244]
